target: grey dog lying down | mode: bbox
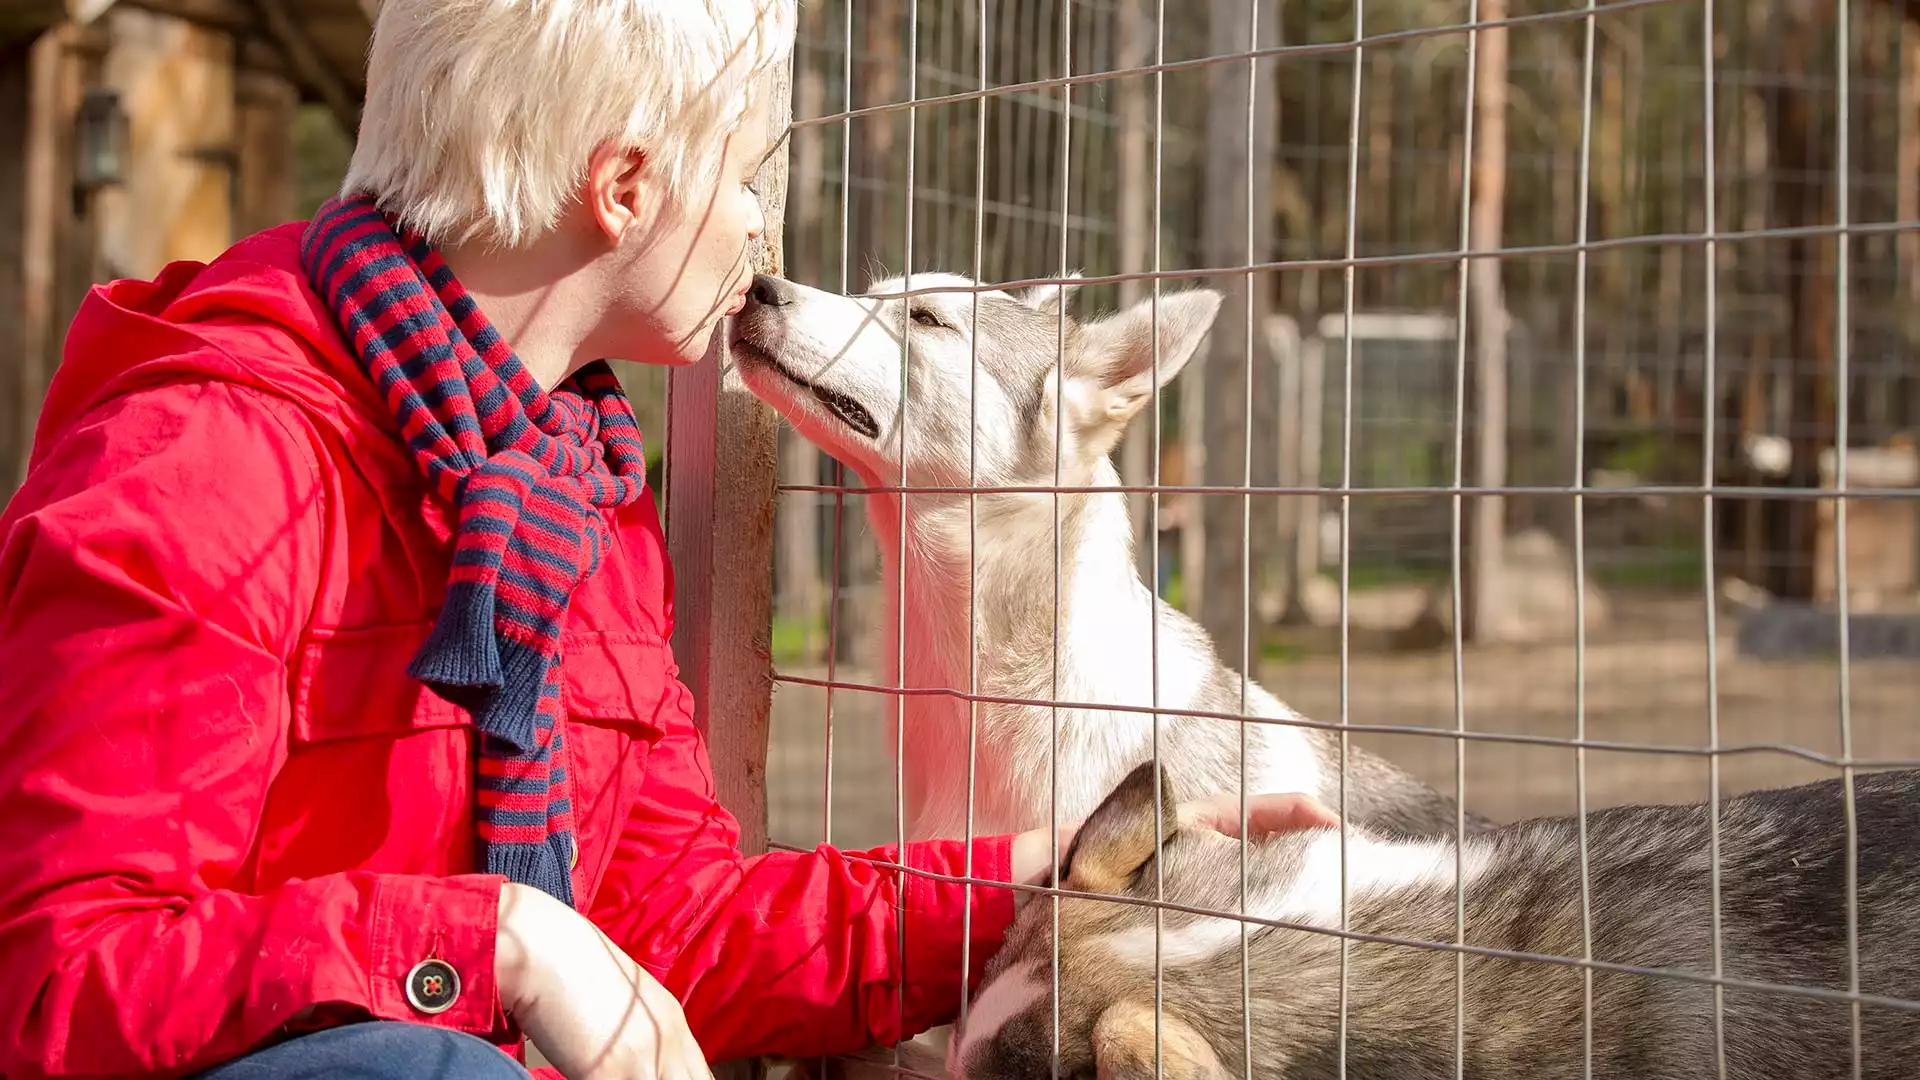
[948,764,1920,1080]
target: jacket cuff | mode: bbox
[366,873,511,1036]
[896,835,1018,1035]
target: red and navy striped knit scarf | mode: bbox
[300,194,647,907]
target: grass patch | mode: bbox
[771,612,826,667]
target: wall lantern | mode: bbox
[74,87,130,193]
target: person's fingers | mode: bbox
[1179,792,1341,839]
[1244,792,1342,837]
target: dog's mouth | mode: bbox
[734,337,881,440]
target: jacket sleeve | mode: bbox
[588,670,1019,1064]
[0,379,509,1080]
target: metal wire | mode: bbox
[1700,2,1729,1076]
[778,480,1920,500]
[1234,0,1259,1076]
[1570,1,1598,1075]
[1049,4,1070,1079]
[771,671,1920,769]
[1834,3,1864,1076]
[955,0,988,1044]
[894,2,919,1073]
[789,0,1689,131]
[1335,0,1364,1074]
[809,218,1920,301]
[757,3,1920,1077]
[763,841,1920,1016]
[1446,0,1477,1072]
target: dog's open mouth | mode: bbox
[735,338,881,440]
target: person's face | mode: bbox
[588,97,773,366]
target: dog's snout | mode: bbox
[748,273,798,308]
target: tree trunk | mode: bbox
[775,12,828,658]
[1900,17,1920,308]
[1461,0,1510,644]
[1764,0,1838,601]
[834,0,903,662]
[1197,0,1279,663]
[1117,0,1156,588]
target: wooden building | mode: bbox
[1,0,372,495]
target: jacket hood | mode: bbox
[32,223,392,468]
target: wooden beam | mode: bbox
[245,0,357,134]
[0,1,73,45]
[0,39,36,495]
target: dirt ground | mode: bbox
[764,592,1920,851]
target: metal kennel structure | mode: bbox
[660,0,1920,1077]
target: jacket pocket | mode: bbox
[559,630,671,739]
[290,622,468,742]
[289,624,672,743]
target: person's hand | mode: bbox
[1007,790,1343,908]
[1177,790,1342,840]
[495,882,713,1080]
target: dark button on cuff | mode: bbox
[404,957,462,1015]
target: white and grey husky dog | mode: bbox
[950,761,1920,1080]
[733,272,1481,843]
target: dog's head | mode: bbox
[948,762,1345,1080]
[731,273,1221,489]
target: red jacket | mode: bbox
[0,224,1014,1079]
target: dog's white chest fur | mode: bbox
[874,479,1324,842]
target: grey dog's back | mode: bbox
[1166,769,1920,1079]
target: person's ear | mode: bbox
[583,142,650,245]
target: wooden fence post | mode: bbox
[665,57,791,868]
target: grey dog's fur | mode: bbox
[954,763,1920,1080]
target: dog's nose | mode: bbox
[748,273,798,308]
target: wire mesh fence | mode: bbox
[750,0,1920,1076]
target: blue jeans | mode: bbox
[195,1022,532,1079]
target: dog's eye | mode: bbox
[910,307,946,330]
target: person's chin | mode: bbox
[663,317,728,365]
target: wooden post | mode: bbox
[233,66,299,236]
[94,6,235,277]
[665,57,791,865]
[0,36,36,496]
[4,24,102,497]
[0,38,34,496]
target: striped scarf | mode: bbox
[300,194,648,907]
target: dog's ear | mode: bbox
[1092,1001,1230,1080]
[1063,762,1179,895]
[1023,272,1083,316]
[1074,289,1223,428]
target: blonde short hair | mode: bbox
[343,0,796,249]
